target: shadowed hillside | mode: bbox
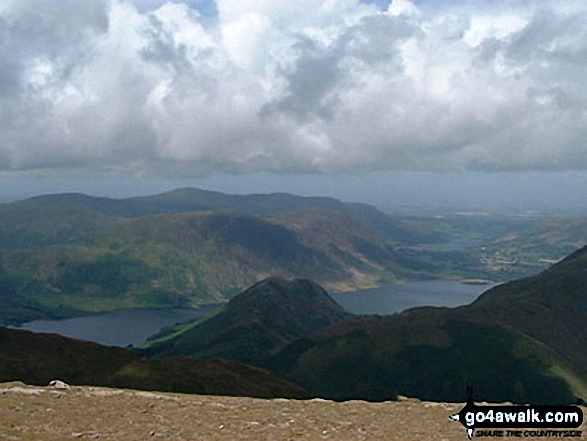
[0,188,444,248]
[0,210,425,325]
[268,246,587,403]
[0,327,306,399]
[141,248,587,404]
[0,200,121,248]
[141,278,352,366]
[467,244,587,379]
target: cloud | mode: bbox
[0,0,587,176]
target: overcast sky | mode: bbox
[1,0,586,211]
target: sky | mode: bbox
[0,0,586,212]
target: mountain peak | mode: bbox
[142,278,352,365]
[229,277,342,308]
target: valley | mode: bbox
[3,1,586,437]
[0,188,586,412]
[1,189,585,327]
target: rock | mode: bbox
[49,380,70,390]
[396,395,419,402]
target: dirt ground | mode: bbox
[0,382,584,440]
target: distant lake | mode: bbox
[332,280,496,315]
[12,306,220,347]
[13,280,494,346]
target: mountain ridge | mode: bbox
[1,188,445,247]
[144,249,587,404]
[141,278,353,366]
[267,249,587,403]
[0,208,430,325]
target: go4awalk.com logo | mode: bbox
[449,389,583,439]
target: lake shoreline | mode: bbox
[11,280,495,347]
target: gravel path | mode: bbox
[0,382,584,440]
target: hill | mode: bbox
[0,199,121,248]
[138,247,587,404]
[467,244,587,379]
[141,278,352,366]
[0,188,444,249]
[267,247,587,403]
[0,327,305,399]
[0,210,425,325]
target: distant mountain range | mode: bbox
[144,247,587,404]
[0,188,443,248]
[0,189,446,325]
[2,188,586,404]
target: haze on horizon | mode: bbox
[1,0,586,213]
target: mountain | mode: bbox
[0,188,444,248]
[0,209,429,325]
[467,244,587,379]
[492,215,587,254]
[267,247,587,403]
[0,326,306,399]
[0,199,120,248]
[141,278,352,366]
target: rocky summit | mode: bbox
[3,382,584,440]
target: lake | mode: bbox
[13,280,494,347]
[331,280,495,315]
[12,306,219,347]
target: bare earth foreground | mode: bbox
[0,383,584,440]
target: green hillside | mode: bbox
[141,278,352,366]
[0,189,451,325]
[143,247,587,404]
[4,188,444,246]
[0,199,121,248]
[268,247,587,403]
[0,327,306,399]
[468,245,587,379]
[0,209,427,325]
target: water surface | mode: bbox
[13,306,220,347]
[332,280,495,315]
[14,280,494,346]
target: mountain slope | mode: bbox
[0,199,121,248]
[8,188,444,245]
[0,210,423,324]
[266,247,587,403]
[0,327,305,399]
[467,244,587,378]
[141,278,352,366]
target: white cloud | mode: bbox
[388,0,419,18]
[0,0,587,175]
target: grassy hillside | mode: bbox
[7,188,445,245]
[267,247,587,403]
[141,278,352,366]
[0,327,306,399]
[468,245,587,378]
[0,210,428,324]
[0,199,121,248]
[271,310,578,404]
